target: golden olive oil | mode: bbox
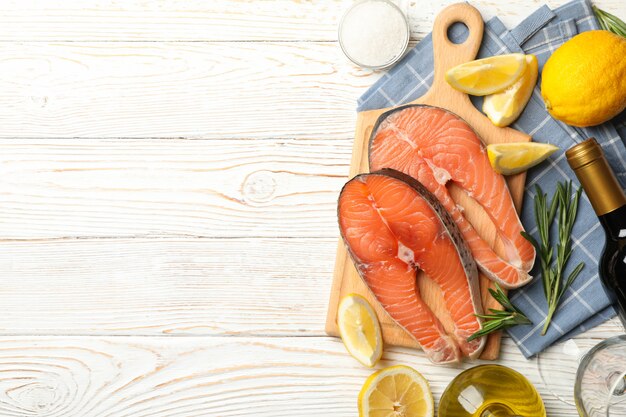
[438,365,546,417]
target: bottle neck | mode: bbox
[571,156,626,217]
[599,205,626,240]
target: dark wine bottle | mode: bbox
[567,138,626,328]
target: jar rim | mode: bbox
[338,0,410,70]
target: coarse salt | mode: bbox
[339,0,409,68]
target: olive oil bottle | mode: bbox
[566,138,626,328]
[438,365,546,417]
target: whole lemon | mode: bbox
[541,30,626,127]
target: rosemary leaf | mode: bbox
[521,231,540,251]
[523,182,585,335]
[565,262,585,291]
[467,283,532,342]
[593,6,626,38]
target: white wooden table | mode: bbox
[0,1,624,416]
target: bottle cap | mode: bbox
[566,138,626,216]
[565,138,603,170]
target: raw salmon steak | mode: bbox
[369,105,535,289]
[338,169,485,363]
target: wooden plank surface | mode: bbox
[0,42,371,140]
[0,138,348,238]
[0,0,622,41]
[0,238,335,335]
[0,0,624,416]
[0,330,621,416]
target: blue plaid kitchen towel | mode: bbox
[358,0,626,358]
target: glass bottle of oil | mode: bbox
[438,365,546,417]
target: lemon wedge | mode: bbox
[483,55,538,127]
[446,53,527,96]
[337,294,382,368]
[487,142,559,175]
[358,365,434,417]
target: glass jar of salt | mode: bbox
[338,0,410,70]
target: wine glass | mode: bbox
[535,316,625,416]
[575,335,626,416]
[438,364,546,417]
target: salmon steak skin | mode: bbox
[369,105,535,289]
[337,169,485,364]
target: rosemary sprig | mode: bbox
[521,182,585,335]
[593,6,626,38]
[467,283,531,342]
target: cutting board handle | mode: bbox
[430,3,484,93]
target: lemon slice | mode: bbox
[338,294,382,368]
[358,365,434,417]
[483,55,539,127]
[487,142,559,175]
[446,53,527,96]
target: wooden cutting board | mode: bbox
[325,3,531,361]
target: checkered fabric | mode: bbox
[358,0,626,358]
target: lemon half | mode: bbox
[487,142,559,175]
[483,54,538,127]
[358,365,434,417]
[446,53,527,96]
[338,294,382,368]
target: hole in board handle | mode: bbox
[446,21,469,44]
